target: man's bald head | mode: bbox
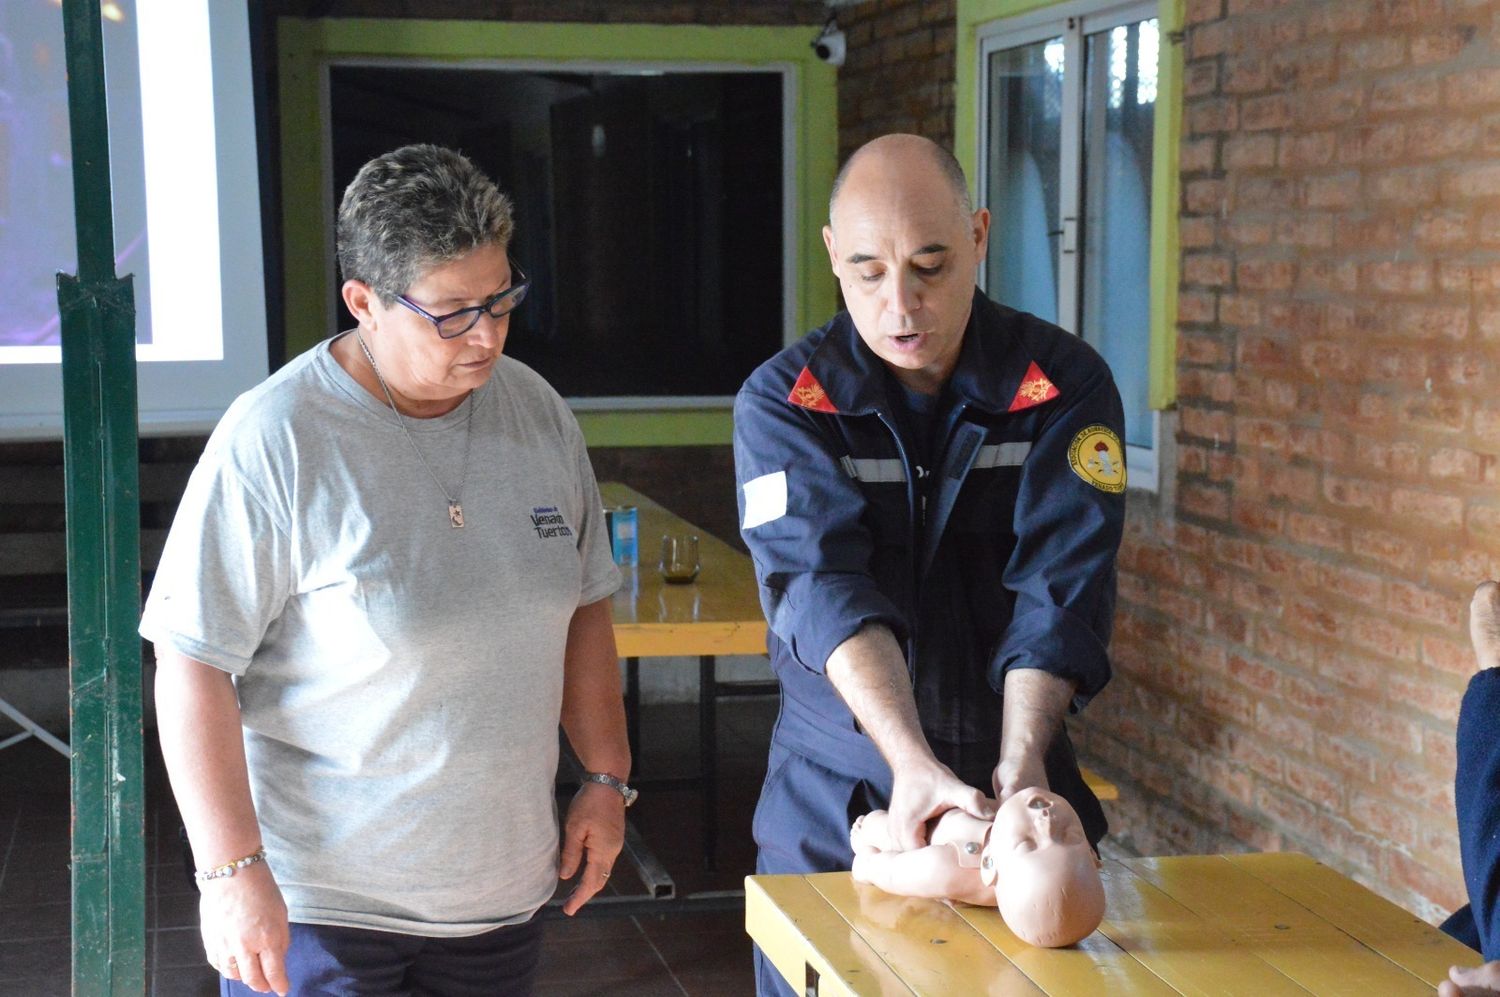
[828,134,973,227]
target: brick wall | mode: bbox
[835,0,957,160]
[1074,0,1500,922]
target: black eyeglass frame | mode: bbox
[394,264,530,339]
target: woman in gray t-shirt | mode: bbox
[142,145,631,996]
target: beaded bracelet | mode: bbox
[195,846,267,883]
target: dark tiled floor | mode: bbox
[0,696,778,996]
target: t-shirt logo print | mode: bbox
[530,506,575,539]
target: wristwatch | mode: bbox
[582,771,638,807]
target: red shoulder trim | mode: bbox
[788,367,839,413]
[1007,361,1060,413]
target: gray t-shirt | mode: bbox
[140,336,619,935]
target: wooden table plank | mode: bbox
[1226,852,1483,986]
[949,898,1181,995]
[1096,860,1311,996]
[805,872,1045,995]
[746,874,914,997]
[1124,855,1434,995]
[600,483,768,658]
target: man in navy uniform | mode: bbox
[734,134,1126,994]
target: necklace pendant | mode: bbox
[449,502,465,529]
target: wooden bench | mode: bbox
[748,854,1481,995]
[1081,766,1118,801]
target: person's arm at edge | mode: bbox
[826,624,992,851]
[557,597,631,916]
[154,647,289,996]
[994,667,1076,803]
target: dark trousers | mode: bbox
[220,917,543,997]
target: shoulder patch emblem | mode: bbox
[788,367,839,413]
[1008,362,1060,412]
[1068,425,1127,493]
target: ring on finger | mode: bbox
[601,870,610,879]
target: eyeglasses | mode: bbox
[395,265,531,339]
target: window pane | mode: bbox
[1080,19,1156,449]
[984,38,1063,325]
[329,66,784,398]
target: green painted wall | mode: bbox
[954,0,1183,410]
[277,18,839,446]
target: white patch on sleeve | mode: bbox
[741,471,788,530]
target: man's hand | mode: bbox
[994,668,1075,805]
[885,757,994,851]
[198,863,290,995]
[558,782,626,916]
[1441,960,1500,996]
[992,753,1049,805]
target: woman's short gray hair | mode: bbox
[336,144,515,302]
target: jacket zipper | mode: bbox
[875,409,921,681]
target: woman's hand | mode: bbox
[558,782,626,916]
[198,863,291,995]
[1442,960,1500,996]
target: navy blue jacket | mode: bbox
[734,290,1125,840]
[1456,668,1500,959]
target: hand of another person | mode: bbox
[558,782,627,916]
[198,863,291,995]
[992,750,1049,806]
[1442,961,1500,996]
[885,758,994,851]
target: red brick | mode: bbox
[1191,19,1233,59]
[1413,209,1473,247]
[1340,35,1407,73]
[1226,217,1272,246]
[1218,295,1262,327]
[1281,131,1337,168]
[1240,94,1292,130]
[1408,116,1478,159]
[1304,172,1359,208]
[1185,0,1223,24]
[1388,671,1464,725]
[1411,26,1475,65]
[1181,137,1219,174]
[1178,292,1218,325]
[1429,447,1483,481]
[1286,758,1344,807]
[1350,791,1417,843]
[1391,487,1465,530]
[1349,527,1420,571]
[1443,66,1500,109]
[1295,82,1365,127]
[1323,475,1385,512]
[1237,259,1296,290]
[1387,581,1464,630]
[1316,731,1380,782]
[1444,163,1500,201]
[1286,511,1347,551]
[1368,167,1440,206]
[1183,253,1234,287]
[1397,395,1469,435]
[1274,214,1334,248]
[1189,98,1239,134]
[1222,55,1269,94]
[1393,303,1470,341]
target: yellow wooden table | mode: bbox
[748,854,1483,995]
[601,482,769,868]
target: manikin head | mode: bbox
[980,787,1105,947]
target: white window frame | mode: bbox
[977,0,1161,492]
[318,57,799,411]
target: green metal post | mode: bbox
[57,0,146,993]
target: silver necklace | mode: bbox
[356,331,473,529]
